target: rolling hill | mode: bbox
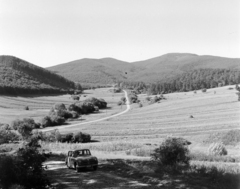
[47,53,240,85]
[131,53,240,82]
[48,58,143,86]
[0,56,76,95]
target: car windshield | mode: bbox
[74,150,91,157]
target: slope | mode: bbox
[47,53,240,85]
[0,56,76,95]
[130,53,240,82]
[47,58,143,86]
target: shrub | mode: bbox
[0,138,51,189]
[68,103,79,112]
[50,115,65,126]
[11,118,39,139]
[57,133,73,143]
[0,127,19,144]
[24,106,29,110]
[70,111,79,118]
[117,101,123,106]
[84,97,107,109]
[94,106,99,112]
[145,96,151,101]
[208,143,227,156]
[151,137,190,172]
[121,97,126,102]
[202,88,207,92]
[53,103,66,111]
[222,129,240,145]
[71,95,80,101]
[68,132,91,143]
[139,103,143,108]
[41,116,52,128]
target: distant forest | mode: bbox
[0,56,81,95]
[119,69,240,94]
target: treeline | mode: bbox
[0,55,82,95]
[118,69,240,94]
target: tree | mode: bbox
[151,137,190,172]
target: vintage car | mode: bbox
[65,149,98,172]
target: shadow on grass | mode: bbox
[45,159,240,189]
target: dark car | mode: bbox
[65,149,98,172]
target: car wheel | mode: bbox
[93,165,98,171]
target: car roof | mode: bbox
[73,149,90,152]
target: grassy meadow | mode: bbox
[1,86,240,162]
[0,88,125,125]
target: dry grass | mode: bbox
[0,88,124,124]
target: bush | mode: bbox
[41,116,52,128]
[139,103,143,108]
[151,137,190,172]
[121,97,126,102]
[0,127,19,144]
[117,101,123,106]
[53,103,66,111]
[71,95,80,101]
[57,133,73,143]
[84,97,107,109]
[71,132,91,143]
[222,129,240,145]
[202,88,207,92]
[208,143,227,156]
[145,96,151,101]
[0,138,51,189]
[24,106,29,110]
[11,118,39,139]
[50,115,65,126]
[70,111,79,118]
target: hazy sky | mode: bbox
[0,0,239,67]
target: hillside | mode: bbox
[48,58,143,86]
[47,53,240,85]
[0,56,76,95]
[131,53,240,82]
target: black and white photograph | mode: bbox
[0,0,239,188]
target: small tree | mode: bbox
[41,116,52,128]
[208,143,227,156]
[151,137,190,172]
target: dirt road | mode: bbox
[42,90,130,132]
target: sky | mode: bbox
[0,0,239,67]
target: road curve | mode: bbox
[42,90,130,132]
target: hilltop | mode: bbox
[131,53,240,82]
[48,58,143,86]
[0,56,77,95]
[47,53,240,85]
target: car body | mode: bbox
[65,149,98,172]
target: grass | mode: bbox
[0,88,125,124]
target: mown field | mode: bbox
[41,86,239,157]
[0,88,125,124]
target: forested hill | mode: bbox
[47,53,240,86]
[0,56,77,95]
[131,53,240,82]
[48,58,143,86]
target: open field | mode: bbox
[0,88,125,124]
[49,86,240,153]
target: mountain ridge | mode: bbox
[47,53,240,85]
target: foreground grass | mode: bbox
[45,158,240,189]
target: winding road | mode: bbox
[42,90,130,132]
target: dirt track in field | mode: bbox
[45,160,226,189]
